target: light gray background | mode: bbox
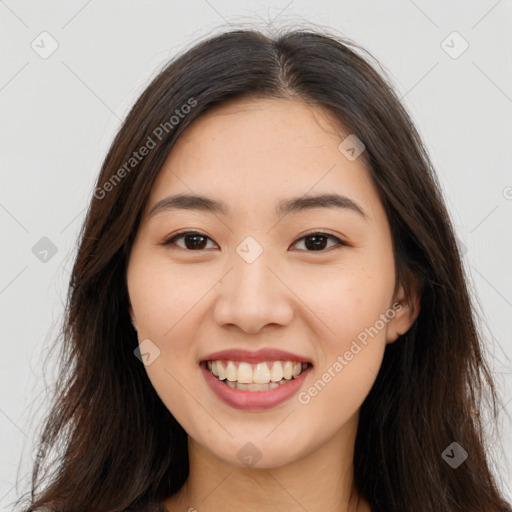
[1,0,511,509]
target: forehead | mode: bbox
[167,96,348,169]
[147,97,381,221]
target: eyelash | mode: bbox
[161,230,348,253]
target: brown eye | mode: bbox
[291,232,346,252]
[162,231,217,251]
[162,231,346,252]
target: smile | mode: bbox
[201,360,313,410]
[206,360,310,391]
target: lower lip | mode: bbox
[201,363,312,411]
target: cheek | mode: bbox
[292,340,383,460]
[127,254,208,385]
[296,271,391,423]
[128,254,208,338]
[302,263,395,341]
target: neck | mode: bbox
[163,412,370,512]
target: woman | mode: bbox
[16,27,511,512]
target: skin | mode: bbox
[126,97,420,512]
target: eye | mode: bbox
[161,230,347,252]
[162,231,218,251]
[291,231,347,252]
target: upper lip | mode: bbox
[201,348,313,365]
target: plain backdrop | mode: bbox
[1,0,511,509]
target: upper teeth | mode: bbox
[207,360,307,384]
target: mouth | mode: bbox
[200,359,313,392]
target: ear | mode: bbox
[128,305,138,331]
[385,283,420,344]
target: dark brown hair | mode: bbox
[13,26,511,512]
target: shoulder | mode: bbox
[125,501,169,512]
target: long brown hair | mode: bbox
[13,26,511,512]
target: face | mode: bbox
[126,97,418,468]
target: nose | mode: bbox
[212,250,294,334]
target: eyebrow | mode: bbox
[148,192,367,219]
